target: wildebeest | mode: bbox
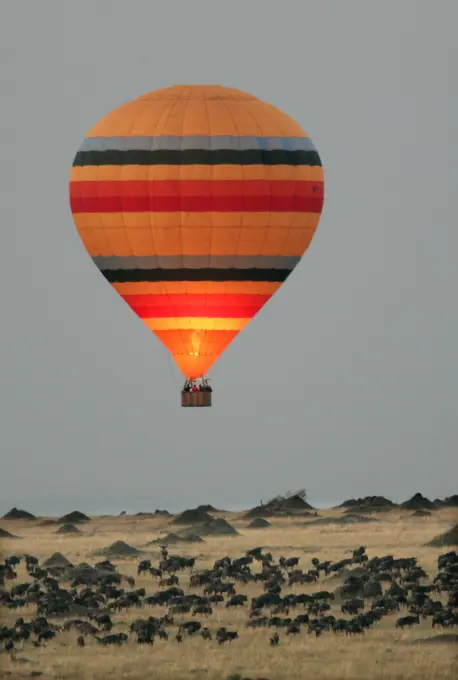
[395,615,420,629]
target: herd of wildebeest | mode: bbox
[1,538,458,653]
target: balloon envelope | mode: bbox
[69,85,324,378]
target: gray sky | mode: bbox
[2,1,457,516]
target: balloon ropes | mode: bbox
[69,85,325,407]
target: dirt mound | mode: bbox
[425,524,458,548]
[102,541,142,557]
[266,494,314,512]
[308,514,378,526]
[401,493,436,510]
[196,504,218,512]
[58,511,90,524]
[243,506,274,519]
[412,509,432,518]
[437,495,458,508]
[38,519,57,526]
[0,527,20,539]
[155,509,171,516]
[55,524,82,535]
[248,518,271,529]
[194,517,239,536]
[338,496,395,511]
[43,552,73,568]
[172,508,214,525]
[150,532,204,545]
[2,507,36,520]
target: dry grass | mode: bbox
[1,507,457,680]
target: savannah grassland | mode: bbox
[0,507,457,680]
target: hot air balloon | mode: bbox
[69,85,324,407]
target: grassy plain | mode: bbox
[0,507,457,680]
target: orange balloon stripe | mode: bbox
[112,281,282,295]
[70,165,324,183]
[76,223,317,258]
[73,210,321,230]
[143,318,250,331]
